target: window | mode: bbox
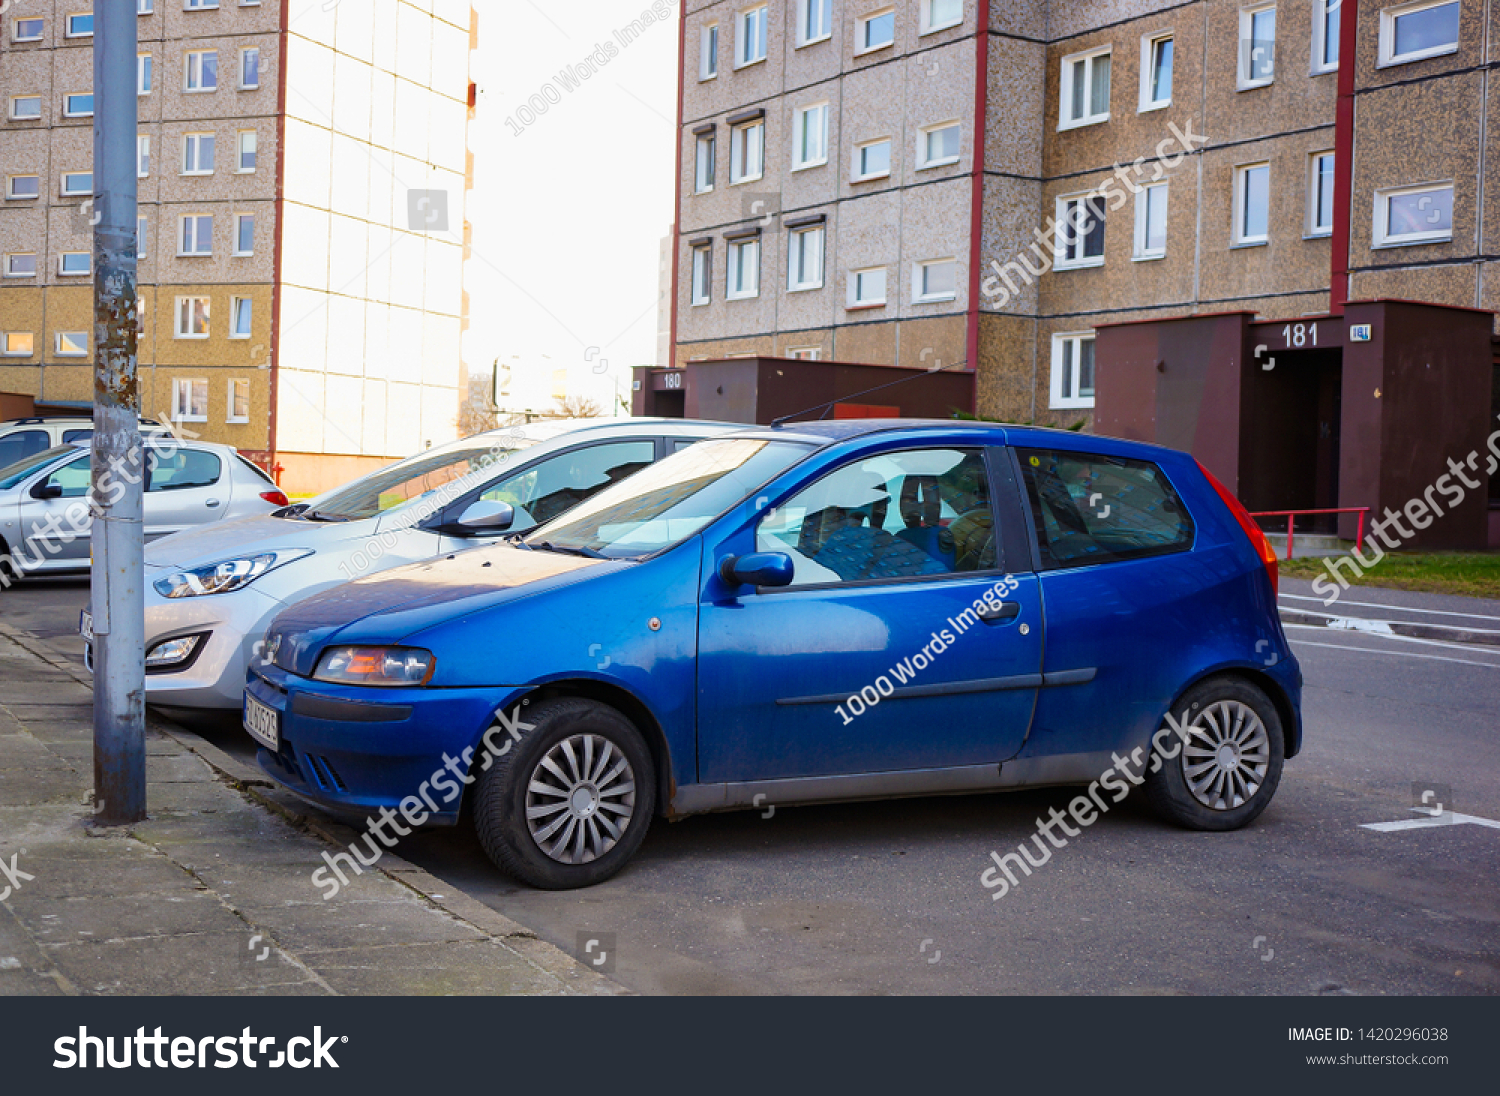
[1233,163,1270,245]
[1049,333,1096,409]
[6,175,40,200]
[922,0,963,34]
[1,333,34,357]
[1060,47,1111,128]
[139,53,153,94]
[700,24,718,79]
[797,0,832,45]
[9,96,42,120]
[1308,152,1335,236]
[185,50,218,91]
[4,253,37,277]
[694,131,715,193]
[64,93,94,117]
[55,332,88,357]
[1056,194,1107,268]
[788,347,821,360]
[757,448,998,585]
[172,379,210,422]
[913,259,957,303]
[787,224,825,291]
[175,297,210,338]
[59,253,90,276]
[139,0,155,13]
[736,5,768,67]
[1239,5,1276,88]
[1313,0,1340,72]
[480,441,656,531]
[1018,448,1195,568]
[184,0,219,9]
[65,13,93,37]
[848,266,887,308]
[227,379,250,423]
[230,297,253,338]
[727,237,760,299]
[183,132,215,174]
[138,135,151,177]
[852,138,891,182]
[239,47,259,89]
[179,214,213,255]
[13,19,44,42]
[1380,0,1460,65]
[690,244,712,305]
[918,121,961,169]
[1374,183,1454,246]
[1140,33,1173,110]
[793,103,828,169]
[1133,182,1168,259]
[0,429,48,464]
[234,214,254,255]
[137,217,148,260]
[61,172,92,196]
[729,119,764,184]
[236,129,257,172]
[857,8,896,53]
[148,447,222,491]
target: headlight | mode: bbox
[153,549,311,599]
[313,646,434,687]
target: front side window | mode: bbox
[695,131,715,192]
[311,437,535,521]
[727,238,760,299]
[38,454,93,498]
[1134,182,1168,258]
[480,441,656,531]
[737,5,768,67]
[1234,163,1270,244]
[918,121,961,169]
[701,23,719,79]
[914,259,957,303]
[175,296,210,337]
[1141,33,1173,109]
[1313,0,1340,72]
[858,8,896,53]
[758,448,998,585]
[183,132,215,174]
[1050,332,1096,409]
[787,225,825,291]
[1309,151,1335,235]
[1381,0,1460,65]
[1061,48,1111,128]
[729,120,764,183]
[798,0,832,45]
[853,137,891,181]
[794,103,828,169]
[1374,183,1453,246]
[180,214,213,255]
[171,379,210,422]
[1017,448,1195,569]
[1056,194,1107,268]
[849,266,887,308]
[1239,5,1276,88]
[185,50,218,91]
[691,244,712,305]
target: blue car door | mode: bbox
[696,442,1042,782]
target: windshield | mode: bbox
[302,434,536,521]
[526,438,810,558]
[0,445,77,491]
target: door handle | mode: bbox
[976,601,1021,624]
[206,499,220,508]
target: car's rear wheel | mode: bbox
[1144,677,1284,831]
[472,697,655,890]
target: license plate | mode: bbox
[243,694,280,750]
[79,610,93,643]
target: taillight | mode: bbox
[1195,461,1278,596]
[260,489,290,507]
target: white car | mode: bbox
[130,418,732,712]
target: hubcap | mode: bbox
[526,733,635,864]
[1180,700,1271,811]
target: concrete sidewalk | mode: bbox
[0,621,624,997]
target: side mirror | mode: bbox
[452,499,514,535]
[718,552,794,589]
[30,481,63,501]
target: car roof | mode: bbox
[704,418,1182,459]
[470,417,737,444]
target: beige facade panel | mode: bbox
[836,54,910,199]
[777,204,840,334]
[1200,0,1337,148]
[975,312,1039,422]
[830,316,898,364]
[159,0,281,42]
[977,173,1044,316]
[1349,262,1480,314]
[0,286,44,365]
[1353,0,1486,88]
[1046,0,1181,43]
[984,34,1044,178]
[894,313,965,371]
[895,175,969,320]
[154,119,278,207]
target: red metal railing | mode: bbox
[1248,507,1370,560]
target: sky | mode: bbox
[463,0,680,416]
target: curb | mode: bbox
[1279,607,1500,648]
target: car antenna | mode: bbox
[769,359,968,429]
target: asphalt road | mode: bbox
[7,575,1499,996]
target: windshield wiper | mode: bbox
[534,540,607,560]
[304,510,353,523]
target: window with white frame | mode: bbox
[729,118,764,184]
[921,0,963,34]
[1050,332,1096,409]
[690,244,712,305]
[240,47,259,89]
[1313,0,1340,73]
[1380,0,1460,65]
[1239,5,1276,88]
[138,53,153,94]
[234,214,254,255]
[736,5,768,67]
[172,378,209,422]
[913,259,957,303]
[857,8,896,53]
[793,103,828,169]
[138,0,154,12]
[237,129,256,171]
[700,23,718,79]
[55,331,88,357]
[179,214,213,255]
[230,296,252,338]
[65,13,93,37]
[1374,182,1453,246]
[852,137,892,181]
[918,121,961,169]
[227,379,250,423]
[788,347,822,360]
[60,172,91,197]
[174,298,210,339]
[185,50,218,91]
[1133,182,1168,259]
[1060,48,1111,128]
[59,252,90,276]
[727,236,760,299]
[183,132,214,174]
[6,175,40,200]
[13,18,44,41]
[787,224,825,291]
[184,0,219,10]
[4,253,37,277]
[797,0,832,46]
[1308,151,1335,236]
[9,96,42,120]
[63,93,94,117]
[137,216,148,260]
[695,131,715,193]
[848,266,887,308]
[1055,193,1107,268]
[138,135,150,178]
[1140,33,1173,110]
[1,333,34,357]
[1233,162,1271,245]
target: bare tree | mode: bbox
[457,372,500,437]
[552,394,604,419]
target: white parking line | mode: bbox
[1283,623,1500,656]
[1288,638,1500,669]
[1361,809,1500,833]
[1280,591,1500,624]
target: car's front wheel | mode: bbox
[472,697,655,890]
[1144,677,1285,831]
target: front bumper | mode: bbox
[129,581,287,710]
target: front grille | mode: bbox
[305,754,348,793]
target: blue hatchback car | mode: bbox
[248,421,1300,889]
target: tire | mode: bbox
[472,697,655,890]
[1144,676,1285,831]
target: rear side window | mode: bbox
[62,428,92,444]
[0,429,49,466]
[147,448,222,491]
[1016,447,1193,568]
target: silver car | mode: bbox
[0,438,286,580]
[131,417,733,712]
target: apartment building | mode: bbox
[0,0,475,494]
[659,0,1498,547]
